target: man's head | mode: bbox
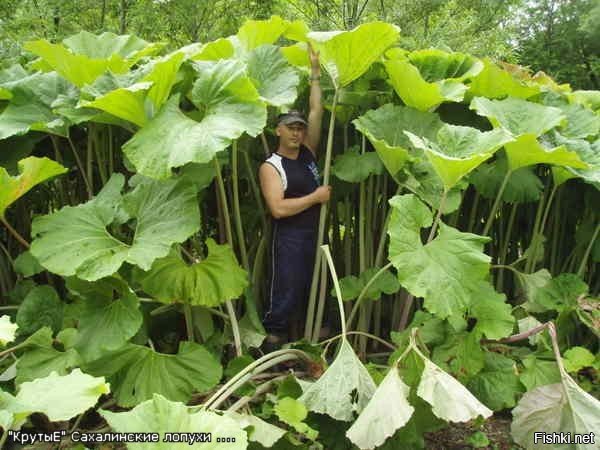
[276,110,307,151]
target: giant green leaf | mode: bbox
[0,156,67,217]
[80,52,185,126]
[73,278,142,361]
[334,267,400,301]
[246,44,299,106]
[569,90,600,111]
[139,239,248,307]
[417,358,492,422]
[0,315,18,346]
[124,60,266,179]
[520,355,561,391]
[274,397,318,440]
[469,282,514,340]
[431,331,485,381]
[558,103,600,139]
[467,352,522,411]
[299,339,376,421]
[353,104,444,178]
[403,160,464,214]
[16,369,109,421]
[467,58,539,100]
[25,31,161,87]
[511,375,600,450]
[16,285,63,335]
[226,411,285,447]
[0,71,75,139]
[470,97,589,171]
[102,394,247,450]
[84,341,221,407]
[405,124,513,189]
[346,366,414,449]
[387,194,491,318]
[469,153,543,203]
[332,148,384,183]
[385,49,483,111]
[30,174,200,281]
[470,96,565,137]
[236,15,290,52]
[16,327,81,384]
[308,22,399,88]
[81,82,152,127]
[550,134,600,188]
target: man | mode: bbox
[258,46,331,348]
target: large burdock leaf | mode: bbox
[72,278,142,361]
[236,15,291,52]
[353,104,444,178]
[84,341,221,407]
[16,327,81,384]
[101,394,247,450]
[558,103,600,139]
[346,366,414,450]
[0,156,67,217]
[16,369,109,421]
[569,90,600,111]
[387,194,490,318]
[405,124,513,189]
[468,58,539,100]
[124,60,266,179]
[0,71,76,139]
[470,97,588,171]
[25,31,161,87]
[16,285,64,335]
[226,411,286,447]
[138,239,248,307]
[332,148,384,183]
[299,339,376,421]
[469,153,543,203]
[0,315,18,346]
[30,174,200,280]
[468,282,514,340]
[385,49,483,111]
[79,52,185,126]
[467,352,522,411]
[511,377,600,450]
[246,45,299,107]
[417,358,492,422]
[550,134,600,188]
[308,22,399,88]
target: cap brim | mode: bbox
[279,117,308,126]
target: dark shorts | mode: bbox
[263,224,317,334]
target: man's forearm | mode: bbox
[271,193,317,219]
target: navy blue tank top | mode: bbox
[264,145,320,230]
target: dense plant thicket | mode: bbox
[0,16,599,450]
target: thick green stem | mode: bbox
[466,190,481,233]
[525,177,549,273]
[231,142,249,272]
[66,136,93,199]
[320,244,347,338]
[312,253,328,342]
[483,171,511,236]
[243,151,266,230]
[202,348,310,410]
[346,261,394,330]
[1,217,30,249]
[305,89,339,340]
[577,223,600,277]
[497,202,518,291]
[427,189,447,242]
[214,157,242,356]
[183,300,195,342]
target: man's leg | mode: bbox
[263,226,307,343]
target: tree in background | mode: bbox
[514,0,600,89]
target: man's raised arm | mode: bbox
[304,44,323,155]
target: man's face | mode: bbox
[277,122,306,150]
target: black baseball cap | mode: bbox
[277,110,308,126]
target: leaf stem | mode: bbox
[320,244,347,339]
[66,136,93,199]
[346,261,394,330]
[231,142,249,272]
[483,170,511,236]
[0,217,30,249]
[577,223,600,277]
[305,88,339,340]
